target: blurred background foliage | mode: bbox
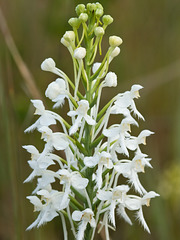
[0,0,180,239]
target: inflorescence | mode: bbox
[24,3,159,240]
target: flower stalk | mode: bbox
[24,2,159,239]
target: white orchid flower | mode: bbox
[112,85,144,120]
[24,158,56,183]
[45,78,68,108]
[114,153,152,195]
[57,169,89,207]
[26,189,69,230]
[97,185,130,227]
[122,191,159,233]
[72,208,96,240]
[23,145,39,158]
[39,126,69,152]
[32,175,56,194]
[41,58,72,93]
[125,130,154,153]
[68,100,96,135]
[23,145,56,182]
[84,152,113,189]
[103,117,138,157]
[23,145,66,184]
[25,100,56,132]
[58,169,89,189]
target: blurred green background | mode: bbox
[0,0,180,239]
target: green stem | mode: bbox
[96,97,115,121]
[84,225,93,240]
[69,195,84,211]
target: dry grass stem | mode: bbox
[0,7,42,100]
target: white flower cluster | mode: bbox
[24,3,159,240]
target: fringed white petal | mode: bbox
[109,201,116,227]
[77,221,87,240]
[69,115,82,135]
[26,213,42,230]
[128,171,147,195]
[96,165,103,189]
[117,204,132,225]
[136,208,150,233]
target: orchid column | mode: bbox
[24,3,159,240]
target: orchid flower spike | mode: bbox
[24,3,159,238]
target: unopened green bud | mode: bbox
[75,4,86,16]
[96,2,103,10]
[61,31,75,47]
[87,3,97,12]
[68,18,81,29]
[63,31,75,42]
[79,13,88,22]
[102,15,114,26]
[95,8,104,18]
[94,27,105,37]
[109,36,123,47]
